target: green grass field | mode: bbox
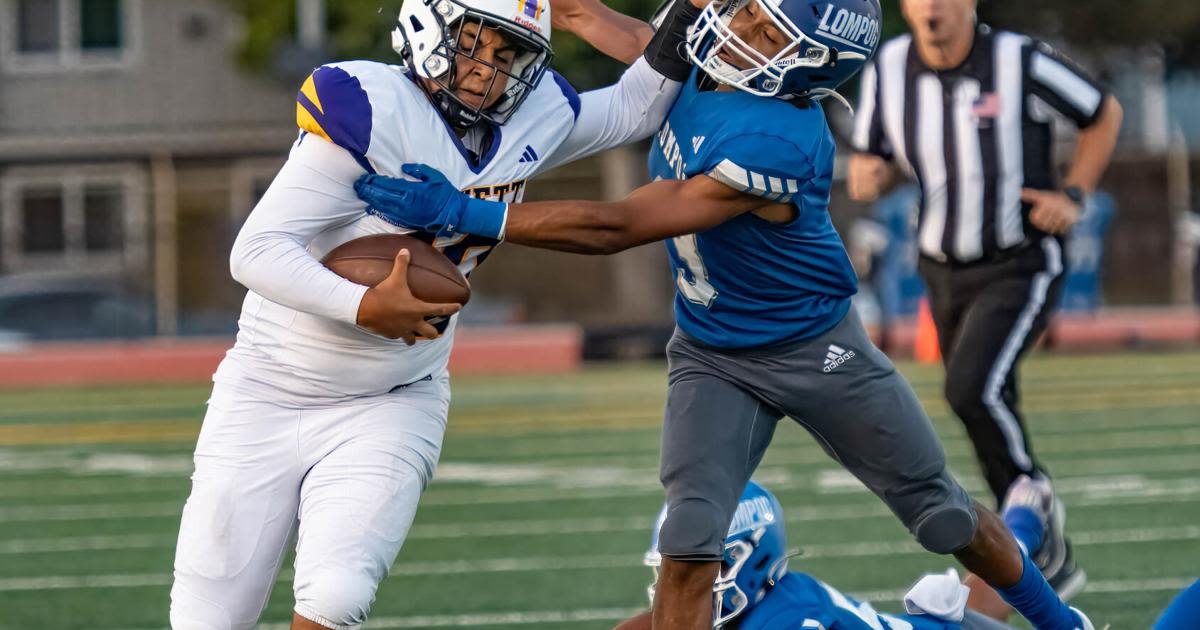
[0,351,1197,629]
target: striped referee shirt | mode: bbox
[852,25,1109,264]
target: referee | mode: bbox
[848,0,1123,599]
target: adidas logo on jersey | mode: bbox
[518,145,539,163]
[691,136,706,153]
[823,344,856,373]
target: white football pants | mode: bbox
[169,374,449,630]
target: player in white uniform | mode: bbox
[168,0,703,627]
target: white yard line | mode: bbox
[0,533,173,554]
[0,573,171,591]
[1,525,1196,580]
[3,475,1200,529]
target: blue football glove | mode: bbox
[354,164,508,240]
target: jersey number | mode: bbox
[673,234,718,308]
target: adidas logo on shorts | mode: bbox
[823,344,856,373]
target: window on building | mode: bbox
[16,0,59,53]
[6,0,131,69]
[1,167,146,273]
[20,186,65,253]
[79,0,120,50]
[83,184,124,252]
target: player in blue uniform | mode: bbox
[354,1,1093,628]
[623,481,1022,630]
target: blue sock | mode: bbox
[997,552,1084,630]
[1004,506,1045,556]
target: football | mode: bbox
[321,234,471,306]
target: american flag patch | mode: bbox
[973,93,1001,118]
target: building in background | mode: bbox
[0,0,297,335]
[0,0,1195,346]
[0,0,674,342]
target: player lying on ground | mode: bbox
[354,0,1093,628]
[617,480,1055,630]
[169,0,706,627]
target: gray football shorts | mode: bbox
[657,307,976,562]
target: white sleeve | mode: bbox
[229,134,370,325]
[538,57,680,172]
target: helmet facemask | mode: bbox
[397,0,552,128]
[686,0,862,99]
[644,531,789,629]
[713,538,756,627]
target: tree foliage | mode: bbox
[227,1,1198,88]
[977,1,1200,67]
[229,0,910,89]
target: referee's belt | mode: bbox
[920,238,1052,269]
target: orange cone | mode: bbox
[914,297,941,364]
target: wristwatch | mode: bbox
[1062,185,1086,206]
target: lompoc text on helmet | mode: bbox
[729,496,776,535]
[815,4,881,52]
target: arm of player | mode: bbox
[355,163,773,254]
[535,0,704,171]
[501,175,770,254]
[231,137,458,342]
[550,0,653,65]
[231,136,371,324]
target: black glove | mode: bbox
[643,0,704,82]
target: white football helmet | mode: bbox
[394,0,554,128]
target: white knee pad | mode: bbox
[294,569,378,630]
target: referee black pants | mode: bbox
[919,237,1066,506]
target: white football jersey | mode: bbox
[217,58,676,403]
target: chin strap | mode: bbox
[808,87,854,115]
[430,85,484,130]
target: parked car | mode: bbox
[0,274,155,344]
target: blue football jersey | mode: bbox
[647,69,858,349]
[737,573,960,630]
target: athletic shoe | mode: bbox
[1002,475,1088,600]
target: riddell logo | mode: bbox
[511,14,542,33]
[823,344,856,373]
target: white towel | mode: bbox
[903,568,970,622]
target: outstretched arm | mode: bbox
[355,164,777,254]
[537,0,704,171]
[551,0,653,64]
[503,175,768,254]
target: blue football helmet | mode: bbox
[686,0,882,101]
[644,481,790,628]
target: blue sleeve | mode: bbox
[703,133,814,204]
[296,65,375,172]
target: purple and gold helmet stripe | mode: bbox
[518,0,543,20]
